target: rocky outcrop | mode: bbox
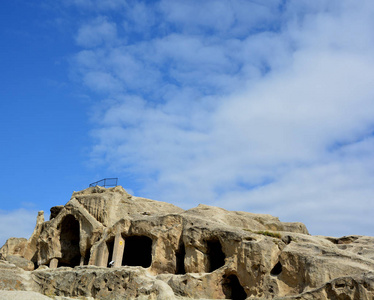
[5,255,34,271]
[0,238,28,257]
[0,186,373,299]
[0,260,38,291]
[32,266,175,300]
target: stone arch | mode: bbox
[206,238,225,272]
[59,215,81,267]
[122,235,153,268]
[222,274,247,300]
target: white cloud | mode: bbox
[75,17,117,48]
[215,136,374,237]
[0,209,39,248]
[71,0,374,237]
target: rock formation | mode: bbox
[0,186,373,299]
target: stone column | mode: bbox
[80,256,85,266]
[184,247,205,273]
[112,234,125,268]
[49,258,58,269]
[95,242,109,267]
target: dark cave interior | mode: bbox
[59,215,81,267]
[206,239,225,272]
[122,235,153,268]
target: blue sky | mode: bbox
[1,0,374,246]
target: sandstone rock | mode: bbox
[0,211,44,269]
[279,273,374,300]
[50,205,64,220]
[182,204,309,234]
[0,260,37,291]
[32,266,176,300]
[0,290,53,300]
[0,237,28,257]
[23,211,45,263]
[0,186,373,299]
[6,255,34,271]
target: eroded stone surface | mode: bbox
[5,255,34,271]
[0,237,28,257]
[0,261,37,291]
[0,186,373,299]
[32,266,175,300]
[0,290,53,300]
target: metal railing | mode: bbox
[89,178,118,188]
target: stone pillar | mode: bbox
[184,247,205,273]
[112,234,125,268]
[80,256,85,266]
[95,242,109,267]
[49,258,58,269]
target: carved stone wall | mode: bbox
[0,186,373,299]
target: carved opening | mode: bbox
[84,247,91,265]
[222,274,247,300]
[106,238,115,267]
[270,261,282,276]
[175,241,186,274]
[122,235,152,268]
[59,215,81,267]
[206,239,225,272]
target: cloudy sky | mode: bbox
[1,0,374,246]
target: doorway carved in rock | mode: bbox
[59,215,81,267]
[122,235,152,268]
[206,238,225,272]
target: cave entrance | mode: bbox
[122,235,152,268]
[270,261,282,276]
[59,215,81,267]
[106,238,115,267]
[175,241,186,274]
[206,239,225,272]
[222,274,247,300]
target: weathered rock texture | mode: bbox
[0,186,373,299]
